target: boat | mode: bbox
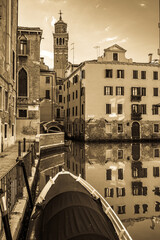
[27,170,132,240]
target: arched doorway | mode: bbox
[132,143,140,160]
[132,122,140,139]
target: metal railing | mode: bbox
[0,139,38,239]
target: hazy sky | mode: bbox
[19,0,159,68]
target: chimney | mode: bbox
[148,53,153,63]
[40,57,44,65]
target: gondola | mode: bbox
[27,170,132,240]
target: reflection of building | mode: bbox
[17,27,42,140]
[0,0,18,152]
[40,58,56,122]
[63,44,160,141]
[84,142,160,229]
[53,12,68,122]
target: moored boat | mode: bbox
[27,171,132,240]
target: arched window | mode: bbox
[63,38,65,45]
[18,68,27,97]
[59,38,62,45]
[56,38,58,45]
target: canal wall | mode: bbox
[39,132,65,151]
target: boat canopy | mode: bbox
[32,174,119,240]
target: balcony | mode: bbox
[131,112,142,120]
[131,95,141,102]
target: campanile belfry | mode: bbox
[53,11,69,79]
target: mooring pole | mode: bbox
[17,159,33,209]
[0,189,12,240]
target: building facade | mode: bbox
[0,0,18,152]
[63,44,160,141]
[17,27,42,140]
[53,12,69,123]
[40,57,56,122]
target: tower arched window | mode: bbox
[63,38,65,45]
[59,38,62,45]
[18,68,27,97]
[56,38,58,45]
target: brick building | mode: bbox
[17,27,43,140]
[0,0,18,152]
[40,57,56,122]
[63,44,160,141]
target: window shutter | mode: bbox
[111,87,113,95]
[110,188,114,197]
[131,87,133,95]
[104,87,106,95]
[143,187,147,196]
[137,87,141,95]
[27,40,30,55]
[122,188,125,196]
[116,188,119,197]
[116,87,118,95]
[122,87,124,95]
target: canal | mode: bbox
[39,141,160,240]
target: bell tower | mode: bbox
[53,11,69,79]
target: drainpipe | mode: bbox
[79,69,82,139]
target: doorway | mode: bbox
[132,122,140,139]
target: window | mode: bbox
[73,75,78,84]
[46,90,50,99]
[5,91,8,111]
[117,70,124,78]
[132,87,141,96]
[118,205,126,214]
[116,188,125,197]
[57,108,60,118]
[19,37,27,55]
[106,149,112,160]
[72,107,74,116]
[155,202,160,212]
[104,188,114,197]
[12,124,14,136]
[106,169,112,180]
[152,105,159,115]
[105,69,112,78]
[63,84,65,91]
[153,71,158,80]
[106,104,111,114]
[4,124,7,138]
[141,71,146,79]
[59,95,62,103]
[67,108,70,117]
[142,88,146,96]
[141,104,146,114]
[19,109,27,118]
[118,168,123,179]
[72,92,74,100]
[117,104,123,114]
[154,149,159,158]
[75,106,78,116]
[46,76,50,84]
[64,97,65,103]
[132,104,140,113]
[118,150,123,159]
[113,53,118,61]
[153,167,159,177]
[118,124,123,133]
[133,70,138,79]
[116,87,124,96]
[154,124,159,133]
[18,68,27,97]
[134,205,140,214]
[81,87,85,96]
[104,86,113,95]
[76,90,78,98]
[81,70,85,79]
[0,87,2,109]
[143,204,148,213]
[82,104,84,115]
[153,88,158,96]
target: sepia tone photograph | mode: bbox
[0,0,160,239]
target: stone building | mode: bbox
[40,57,56,122]
[53,11,69,123]
[0,0,18,152]
[63,44,160,141]
[17,27,43,140]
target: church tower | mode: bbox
[53,11,69,79]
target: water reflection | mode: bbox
[39,141,160,240]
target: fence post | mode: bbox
[0,189,12,240]
[18,141,21,157]
[23,138,26,153]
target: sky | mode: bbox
[18,0,159,69]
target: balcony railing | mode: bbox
[131,112,142,120]
[131,95,142,102]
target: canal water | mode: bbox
[39,141,160,240]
